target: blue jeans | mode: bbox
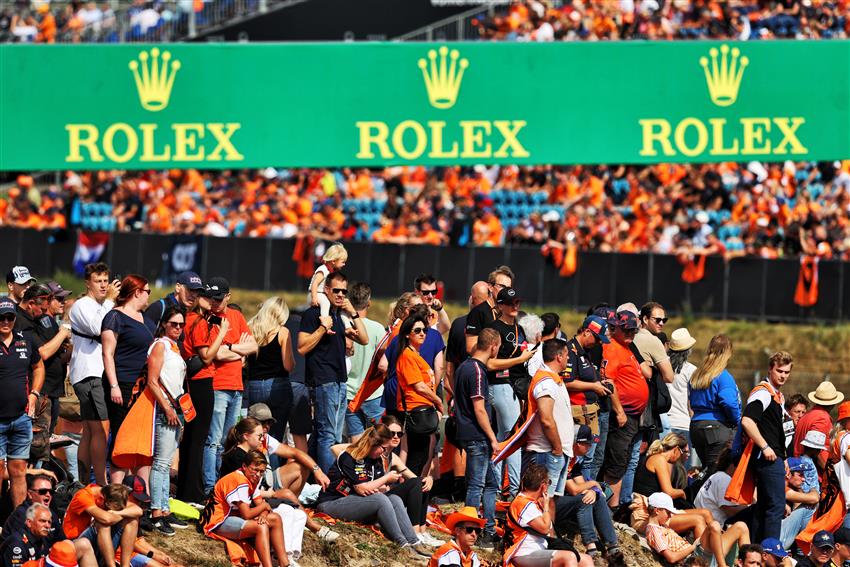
[463,439,498,533]
[780,505,814,549]
[584,410,609,481]
[246,377,293,443]
[555,491,618,547]
[752,456,786,541]
[345,397,384,437]
[0,413,33,460]
[619,434,642,506]
[489,383,520,496]
[312,382,347,473]
[523,451,568,497]
[203,390,242,492]
[151,406,183,512]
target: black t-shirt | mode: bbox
[445,315,468,368]
[100,310,156,383]
[485,318,528,386]
[563,337,601,406]
[317,452,384,504]
[220,447,248,479]
[453,358,493,443]
[299,306,346,387]
[36,315,67,399]
[465,301,497,337]
[0,333,40,419]
[742,383,791,459]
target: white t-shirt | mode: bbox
[148,337,186,400]
[525,365,574,457]
[694,471,736,524]
[664,361,696,431]
[310,264,330,294]
[69,296,115,385]
[526,347,544,380]
[515,500,547,557]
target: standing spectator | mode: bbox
[44,280,73,434]
[785,394,808,428]
[740,351,795,541]
[143,271,203,325]
[297,271,368,473]
[636,302,675,384]
[428,507,486,567]
[602,311,648,507]
[664,328,698,468]
[414,274,450,334]
[486,287,534,497]
[69,262,117,485]
[688,335,741,474]
[526,311,561,379]
[201,277,258,493]
[792,381,842,468]
[522,338,576,508]
[309,242,348,324]
[464,266,513,354]
[396,314,444,476]
[6,265,35,304]
[344,283,386,443]
[101,275,156,484]
[445,281,488,393]
[563,315,611,479]
[0,297,44,507]
[246,296,295,444]
[453,328,501,548]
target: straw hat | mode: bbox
[808,382,844,407]
[445,506,486,532]
[669,328,696,352]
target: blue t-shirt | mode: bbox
[382,329,445,411]
[453,358,493,443]
[101,310,156,384]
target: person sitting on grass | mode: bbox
[204,449,293,567]
[120,475,185,567]
[645,492,749,567]
[428,506,485,567]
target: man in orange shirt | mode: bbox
[63,483,142,567]
[473,209,503,247]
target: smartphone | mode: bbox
[208,315,223,325]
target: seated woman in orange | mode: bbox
[204,450,291,567]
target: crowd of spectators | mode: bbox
[3,161,849,260]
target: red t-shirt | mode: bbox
[602,340,648,416]
[793,406,832,462]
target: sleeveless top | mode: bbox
[248,332,288,381]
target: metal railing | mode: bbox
[394,3,508,42]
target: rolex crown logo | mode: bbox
[418,46,469,110]
[128,48,181,112]
[699,44,748,107]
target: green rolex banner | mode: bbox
[1,41,848,170]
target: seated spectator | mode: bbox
[2,502,58,566]
[315,425,429,557]
[429,506,485,567]
[204,450,293,567]
[504,463,593,567]
[633,433,694,509]
[645,492,749,567]
[694,449,750,526]
[63,483,143,567]
[797,530,839,567]
[779,457,819,550]
[737,543,767,567]
[120,475,185,567]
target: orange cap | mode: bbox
[839,401,850,423]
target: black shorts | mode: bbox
[603,413,640,481]
[72,376,109,422]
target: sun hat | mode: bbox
[669,328,696,352]
[445,506,486,532]
[801,430,828,450]
[45,540,79,567]
[808,381,844,407]
[838,401,850,422]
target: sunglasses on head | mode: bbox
[390,430,404,438]
[331,288,348,296]
[419,289,437,296]
[651,317,668,324]
[32,488,55,496]
[462,526,482,535]
[411,327,427,335]
[0,314,15,323]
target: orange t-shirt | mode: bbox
[204,469,255,535]
[602,340,648,416]
[210,307,251,391]
[396,347,435,410]
[184,312,215,381]
[63,484,102,539]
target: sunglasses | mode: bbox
[331,288,348,296]
[419,289,437,296]
[0,314,15,323]
[141,288,152,294]
[32,488,55,496]
[411,327,427,335]
[651,317,668,324]
[462,527,482,535]
[166,321,184,328]
[390,430,404,438]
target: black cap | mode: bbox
[496,287,520,304]
[205,277,230,301]
[575,424,598,444]
[177,271,204,290]
[45,281,72,299]
[122,475,150,504]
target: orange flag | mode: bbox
[794,255,819,307]
[679,254,706,283]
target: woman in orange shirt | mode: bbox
[396,315,443,478]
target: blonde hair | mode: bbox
[323,243,348,263]
[690,334,733,391]
[389,292,420,326]
[769,351,794,369]
[647,432,687,456]
[247,296,290,347]
[347,425,392,461]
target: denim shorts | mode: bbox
[523,451,568,497]
[214,515,247,539]
[0,413,33,460]
[80,521,126,557]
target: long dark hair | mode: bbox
[397,314,428,353]
[156,305,185,338]
[224,417,262,452]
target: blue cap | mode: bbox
[760,538,788,558]
[786,456,809,474]
[813,530,835,549]
[0,297,15,316]
[177,271,204,290]
[582,315,610,344]
[575,424,599,444]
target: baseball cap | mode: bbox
[582,315,610,344]
[801,430,828,450]
[6,266,35,285]
[496,287,520,304]
[834,527,850,546]
[22,284,52,302]
[205,277,230,300]
[616,302,639,316]
[122,475,150,503]
[177,271,204,290]
[575,424,598,444]
[45,281,72,299]
[813,530,835,549]
[0,298,16,316]
[615,311,639,330]
[592,306,617,325]
[247,403,277,424]
[786,457,809,474]
[647,492,680,514]
[760,538,788,558]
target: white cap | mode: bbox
[801,430,827,450]
[647,492,681,514]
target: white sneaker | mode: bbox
[317,525,340,543]
[418,532,442,547]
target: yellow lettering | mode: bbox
[65,124,104,163]
[639,119,675,157]
[493,120,529,158]
[459,120,491,159]
[427,121,458,158]
[741,118,771,155]
[172,123,205,161]
[102,123,137,163]
[139,124,171,162]
[391,120,427,160]
[773,117,807,154]
[355,121,393,159]
[207,123,243,161]
[673,118,708,157]
[708,118,739,156]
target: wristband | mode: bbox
[30,390,41,398]
[111,384,120,389]
[351,313,360,320]
[312,464,320,472]
[592,486,604,496]
[762,445,770,451]
[146,550,154,558]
